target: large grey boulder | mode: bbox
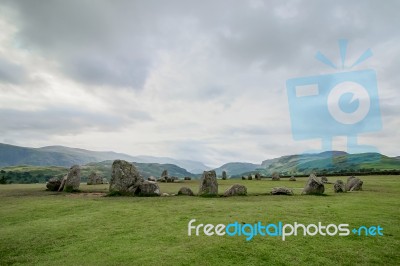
[199,170,218,196]
[289,176,296,181]
[346,177,363,191]
[271,187,294,195]
[222,171,227,180]
[334,180,346,193]
[63,165,81,192]
[271,172,280,181]
[178,187,194,196]
[109,160,142,195]
[302,174,325,195]
[223,184,247,197]
[255,173,261,180]
[87,172,103,185]
[46,177,61,191]
[136,181,161,196]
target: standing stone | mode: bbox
[223,184,247,196]
[148,176,156,182]
[46,177,61,191]
[321,176,328,183]
[87,172,103,185]
[255,173,261,180]
[136,181,161,196]
[271,172,280,181]
[161,170,168,181]
[346,177,363,191]
[271,187,294,195]
[334,180,346,193]
[58,175,67,192]
[302,174,325,195]
[199,170,218,196]
[222,171,227,180]
[247,174,253,180]
[241,176,246,180]
[178,187,194,196]
[63,165,81,192]
[102,178,109,184]
[289,176,296,181]
[184,177,191,181]
[109,160,142,195]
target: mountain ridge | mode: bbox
[0,143,209,173]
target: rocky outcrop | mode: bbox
[334,180,346,193]
[87,172,103,185]
[63,165,81,192]
[346,176,363,191]
[199,170,218,196]
[109,160,142,195]
[223,184,247,196]
[46,177,61,191]
[177,187,194,196]
[302,174,324,195]
[271,187,294,195]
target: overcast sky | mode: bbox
[0,0,398,166]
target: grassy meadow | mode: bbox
[0,176,399,265]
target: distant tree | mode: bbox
[0,175,8,184]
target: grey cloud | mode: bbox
[4,0,399,89]
[0,107,151,135]
[0,58,27,84]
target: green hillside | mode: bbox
[0,161,197,184]
[0,143,208,172]
[213,162,261,177]
[237,152,400,177]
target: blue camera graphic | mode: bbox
[286,40,382,154]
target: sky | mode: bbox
[0,0,399,167]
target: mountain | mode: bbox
[132,155,210,174]
[0,143,209,173]
[258,151,400,176]
[213,162,261,177]
[0,160,197,184]
[82,161,197,179]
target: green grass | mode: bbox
[0,176,399,265]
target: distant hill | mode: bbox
[0,160,197,184]
[213,162,261,177]
[0,143,209,173]
[248,151,400,177]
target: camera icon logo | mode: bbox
[286,40,382,154]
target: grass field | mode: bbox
[0,176,399,265]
